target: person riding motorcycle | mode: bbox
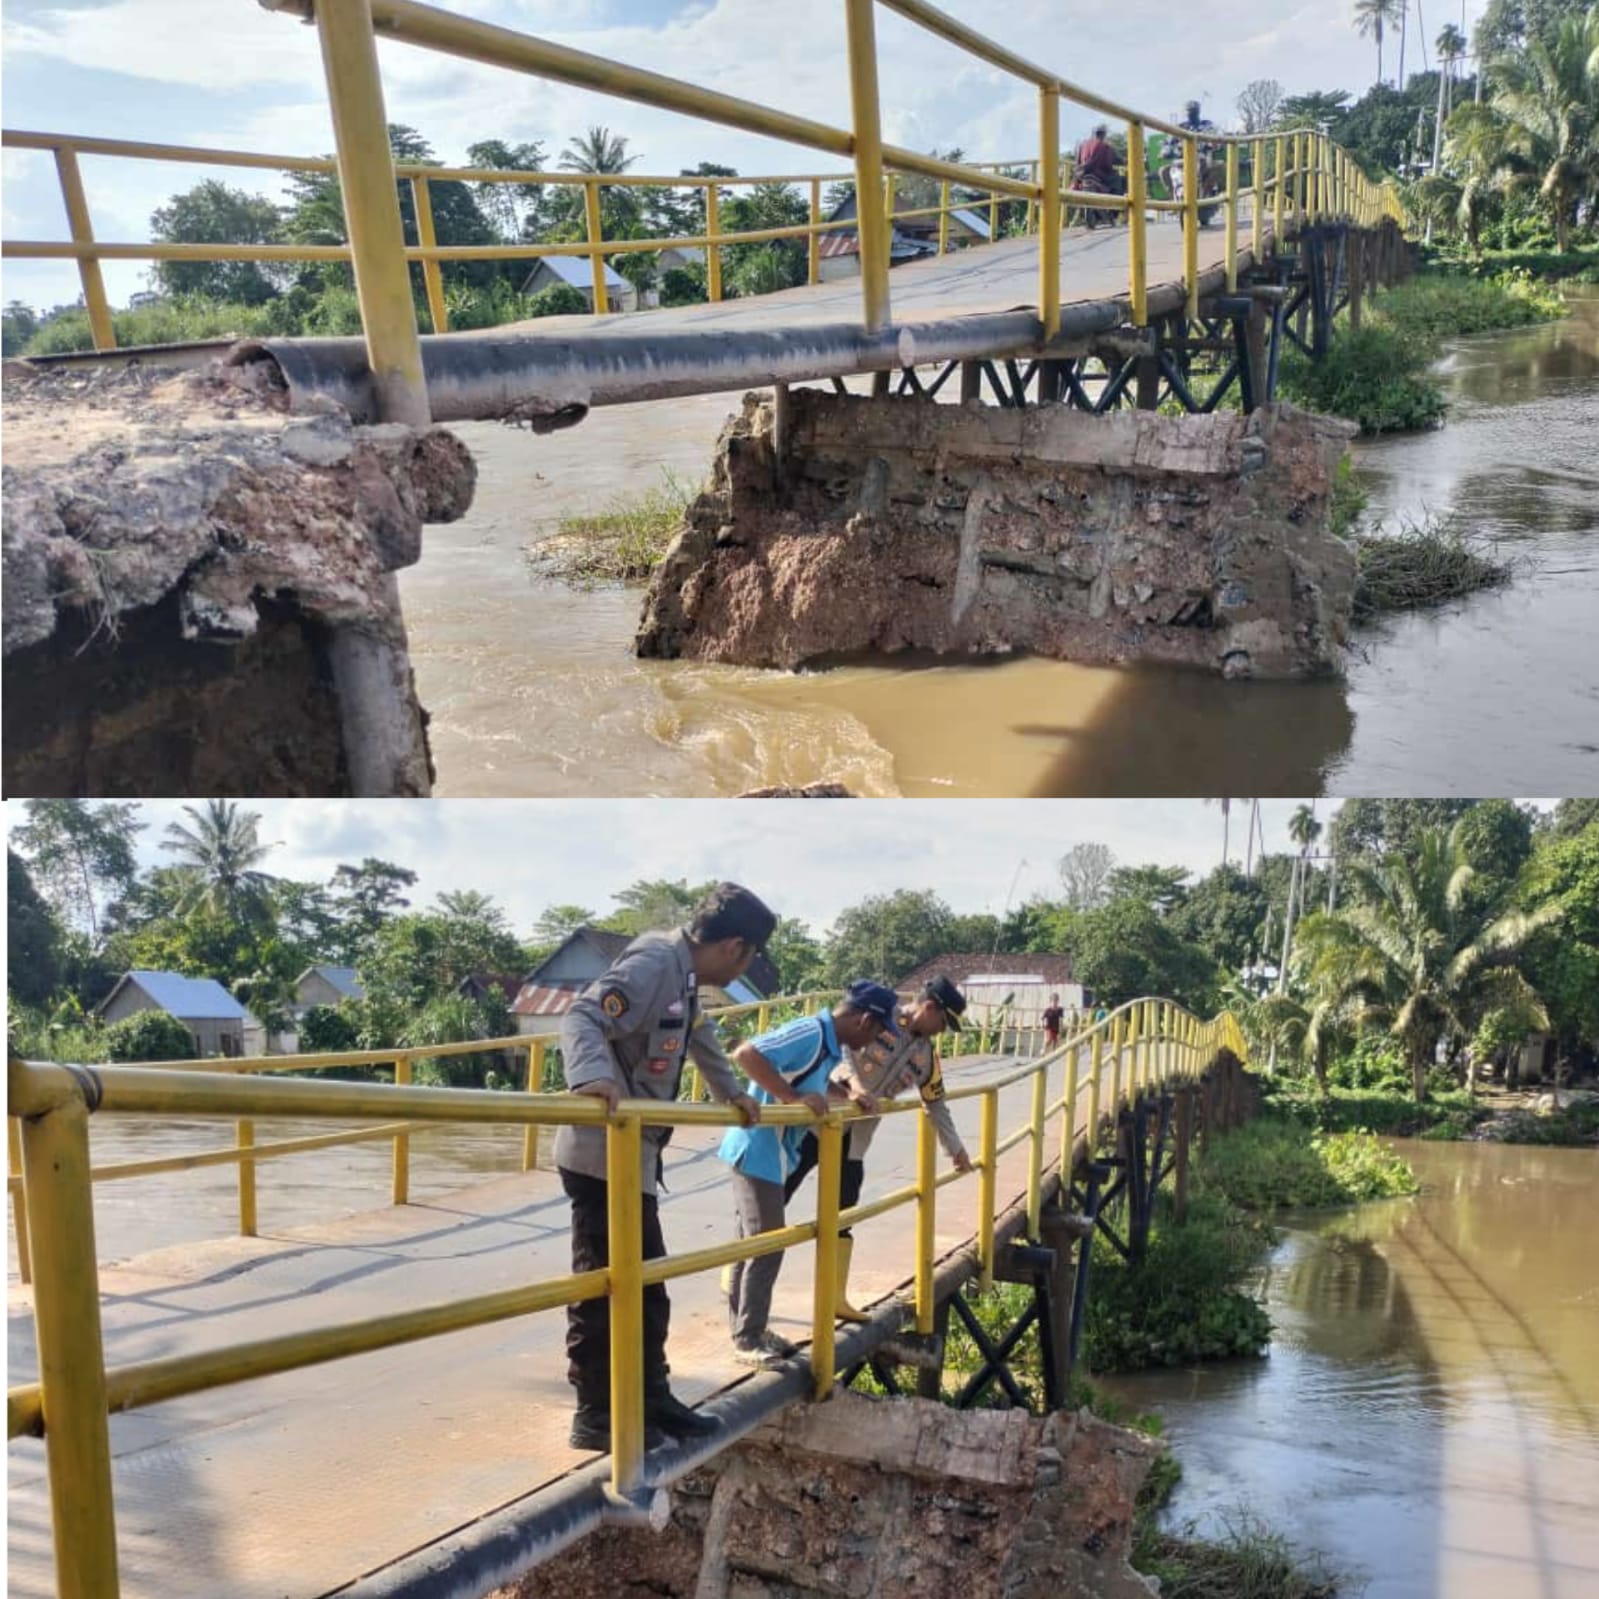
[1168,100,1222,226]
[1072,122,1124,228]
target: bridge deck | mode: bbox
[6,1050,1083,1599]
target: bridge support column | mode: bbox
[959,360,982,403]
[1134,345,1161,411]
[1242,301,1269,412]
[1348,233,1365,329]
[1173,1086,1194,1224]
[1039,1204,1080,1401]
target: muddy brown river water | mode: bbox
[1103,1140,1599,1599]
[397,291,1599,798]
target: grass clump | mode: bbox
[529,471,695,584]
[1349,513,1514,621]
[1197,1116,1416,1211]
[1266,1077,1488,1139]
[1136,1512,1341,1599]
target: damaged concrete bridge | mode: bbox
[1,0,1412,794]
[7,999,1255,1599]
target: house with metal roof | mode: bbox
[511,927,781,1036]
[293,964,364,1015]
[518,253,637,313]
[96,970,255,1058]
[895,952,1083,1030]
[815,190,991,283]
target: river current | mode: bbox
[396,293,1599,796]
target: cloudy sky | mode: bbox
[3,0,1486,309]
[9,798,1347,934]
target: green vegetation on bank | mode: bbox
[1196,1118,1418,1211]
[528,472,695,584]
[1281,268,1566,433]
[1426,243,1599,282]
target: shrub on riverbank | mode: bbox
[1267,1078,1489,1139]
[1479,1098,1599,1146]
[1377,270,1565,342]
[1426,243,1599,284]
[528,471,694,584]
[1084,1191,1274,1372]
[1196,1117,1417,1210]
[1279,325,1447,433]
[1350,515,1515,621]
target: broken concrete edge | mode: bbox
[2,360,476,796]
[341,1175,1064,1599]
[637,387,1358,680]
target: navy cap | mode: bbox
[922,975,967,1031]
[845,980,900,1032]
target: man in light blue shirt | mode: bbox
[717,981,895,1365]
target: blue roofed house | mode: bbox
[519,254,637,313]
[96,971,257,1058]
[293,964,364,1015]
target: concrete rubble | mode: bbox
[637,389,1358,679]
[500,1391,1163,1599]
[2,357,475,795]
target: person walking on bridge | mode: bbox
[716,981,898,1366]
[556,883,771,1453]
[787,975,974,1323]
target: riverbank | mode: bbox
[1267,1078,1599,1145]
[1280,268,1567,435]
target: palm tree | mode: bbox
[436,889,500,922]
[1432,100,1518,252]
[1433,23,1470,172]
[1488,9,1599,252]
[1355,0,1405,86]
[1206,798,1233,869]
[161,800,278,924]
[1295,823,1560,1103]
[559,127,637,177]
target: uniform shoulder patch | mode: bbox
[601,987,630,1019]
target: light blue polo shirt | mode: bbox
[717,1012,842,1185]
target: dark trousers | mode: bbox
[560,1166,670,1411]
[783,1131,866,1235]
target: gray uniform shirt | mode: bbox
[834,1020,966,1162]
[555,928,743,1193]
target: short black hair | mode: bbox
[688,882,777,950]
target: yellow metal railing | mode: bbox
[2,989,837,1286]
[7,995,1247,1598]
[3,0,1405,391]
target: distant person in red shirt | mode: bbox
[1074,124,1121,191]
[1042,993,1065,1050]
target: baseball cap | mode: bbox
[845,980,900,1032]
[922,975,967,1031]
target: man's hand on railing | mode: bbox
[796,1092,831,1120]
[951,1149,974,1174]
[847,1089,880,1117]
[572,1078,622,1114]
[727,1091,761,1127]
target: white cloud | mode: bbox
[8,798,1338,938]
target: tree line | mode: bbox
[1,122,1018,358]
[8,798,1595,1096]
[1232,0,1599,256]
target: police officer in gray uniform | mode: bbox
[556,883,774,1452]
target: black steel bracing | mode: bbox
[949,1287,1040,1410]
[1065,1160,1111,1370]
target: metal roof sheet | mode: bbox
[114,970,250,1020]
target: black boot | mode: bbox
[645,1388,718,1439]
[569,1405,666,1453]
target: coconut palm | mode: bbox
[1434,101,1520,252]
[161,800,278,925]
[1294,822,1560,1103]
[1355,0,1406,86]
[1433,23,1470,171]
[558,127,638,177]
[1487,8,1599,251]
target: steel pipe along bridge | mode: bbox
[7,996,1251,1599]
[3,0,1409,429]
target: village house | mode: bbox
[816,190,992,282]
[511,927,781,1036]
[895,951,1083,1036]
[519,254,637,313]
[96,970,258,1058]
[292,964,364,1016]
